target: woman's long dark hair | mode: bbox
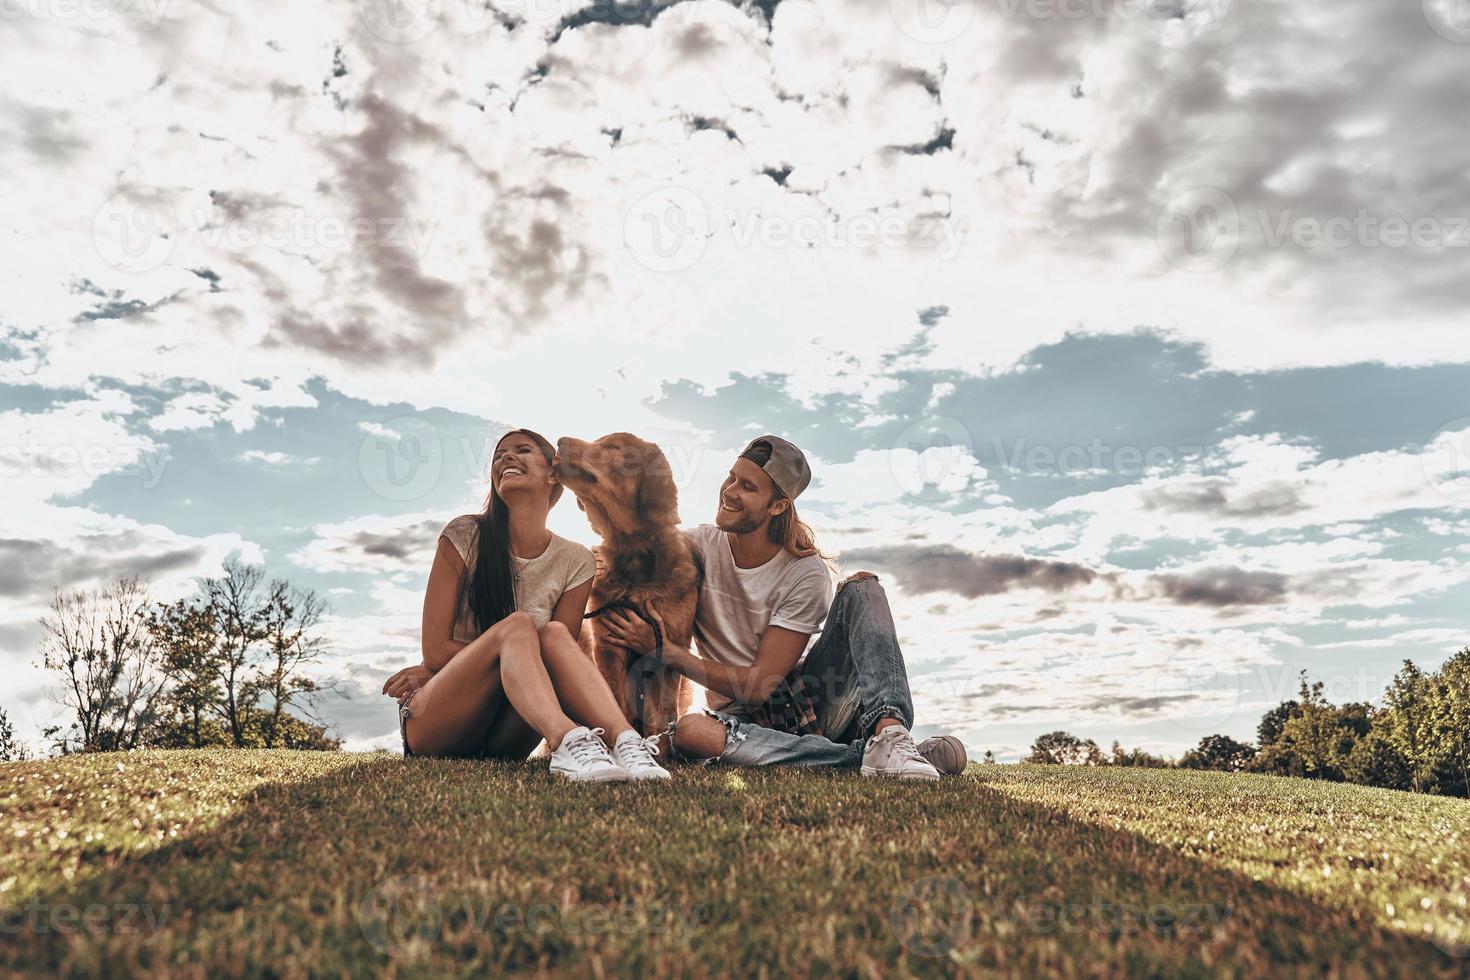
[465,428,562,632]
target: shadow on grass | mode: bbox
[3,754,1466,977]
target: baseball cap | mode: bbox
[739,434,812,499]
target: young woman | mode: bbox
[382,428,668,782]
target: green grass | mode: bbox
[2,752,1468,977]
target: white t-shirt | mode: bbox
[439,515,595,641]
[687,523,836,713]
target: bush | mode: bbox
[1026,731,1104,766]
[1109,741,1172,768]
[1179,734,1256,772]
[1343,726,1412,791]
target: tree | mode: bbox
[1421,649,1470,797]
[205,560,271,748]
[1257,698,1300,748]
[148,596,229,749]
[1380,659,1429,792]
[254,581,331,749]
[1343,724,1412,790]
[1251,673,1370,782]
[1179,734,1256,772]
[0,706,30,762]
[38,577,171,753]
[1026,731,1104,766]
[1377,650,1470,797]
[35,562,339,755]
[147,563,335,750]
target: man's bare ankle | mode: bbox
[871,717,905,736]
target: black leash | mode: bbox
[584,599,663,733]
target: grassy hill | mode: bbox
[2,751,1468,977]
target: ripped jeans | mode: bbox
[674,577,916,769]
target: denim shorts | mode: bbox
[398,691,417,757]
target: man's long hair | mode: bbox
[742,440,833,561]
[466,428,562,632]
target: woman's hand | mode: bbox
[383,663,435,700]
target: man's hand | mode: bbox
[600,607,658,654]
[382,664,435,700]
[839,570,880,589]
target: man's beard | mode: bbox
[720,509,766,535]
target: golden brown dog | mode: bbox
[554,433,699,738]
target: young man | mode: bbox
[600,434,964,780]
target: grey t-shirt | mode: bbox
[440,515,595,641]
[687,523,836,713]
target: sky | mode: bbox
[2,0,1468,759]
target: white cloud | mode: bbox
[1052,430,1470,560]
[240,449,318,466]
[150,391,228,432]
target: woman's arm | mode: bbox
[421,535,469,672]
[385,535,468,698]
[550,579,593,640]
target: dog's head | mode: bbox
[554,433,680,537]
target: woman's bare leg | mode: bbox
[479,699,543,759]
[405,611,541,756]
[497,622,584,751]
[408,613,634,758]
[408,611,580,757]
[535,622,636,743]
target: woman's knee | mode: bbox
[494,611,539,654]
[501,610,537,635]
[672,714,728,760]
[538,620,573,645]
[466,612,537,676]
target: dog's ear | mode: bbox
[634,446,680,525]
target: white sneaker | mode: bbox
[612,730,672,781]
[861,725,940,782]
[549,727,630,783]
